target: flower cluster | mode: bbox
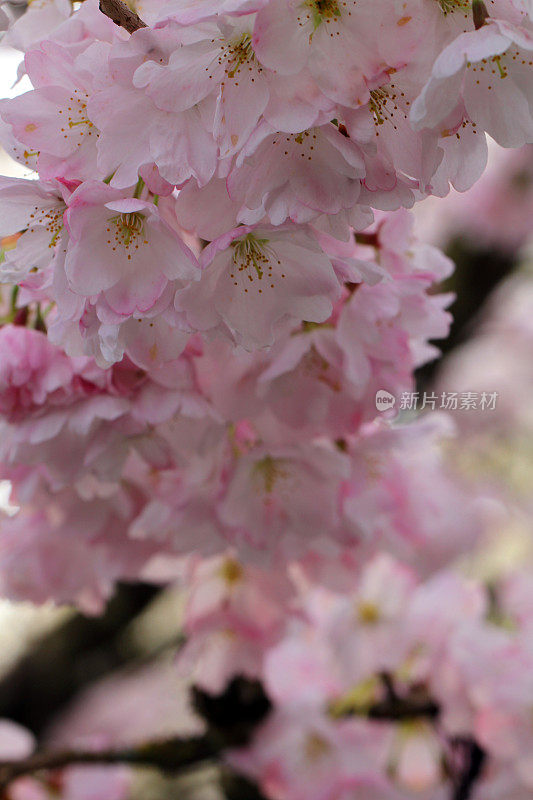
[0,0,532,797]
[0,0,531,363]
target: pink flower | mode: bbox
[0,176,72,286]
[2,0,71,51]
[87,23,218,190]
[0,720,35,761]
[64,181,199,317]
[252,0,433,107]
[0,491,137,612]
[392,724,443,793]
[412,19,533,148]
[183,553,291,635]
[226,121,365,226]
[343,415,482,571]
[217,440,349,555]
[56,766,131,800]
[176,224,341,349]
[229,709,394,800]
[132,15,271,159]
[0,40,104,180]
[154,0,269,26]
[174,553,291,691]
[0,325,74,420]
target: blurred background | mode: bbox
[0,43,532,800]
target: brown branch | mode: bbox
[98,0,147,33]
[472,0,489,29]
[367,695,440,721]
[370,675,440,721]
[0,734,223,797]
[330,689,439,722]
[451,739,486,800]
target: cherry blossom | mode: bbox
[176,224,341,349]
[0,39,105,180]
[226,121,366,226]
[0,176,71,286]
[412,18,533,148]
[64,181,199,317]
[0,0,532,798]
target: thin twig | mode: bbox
[98,0,147,33]
[0,734,222,796]
[367,695,440,721]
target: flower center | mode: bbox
[436,0,470,14]
[229,233,285,295]
[28,202,65,249]
[253,456,288,494]
[357,601,381,625]
[106,212,148,259]
[58,88,95,148]
[271,128,319,161]
[300,345,341,391]
[219,32,258,80]
[220,558,244,585]
[304,733,332,762]
[466,51,529,91]
[369,85,410,135]
[300,0,342,29]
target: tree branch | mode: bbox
[369,675,440,721]
[98,0,147,33]
[367,695,440,721]
[331,674,440,722]
[0,734,223,797]
[451,739,486,800]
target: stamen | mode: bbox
[436,0,470,14]
[27,203,65,249]
[302,0,341,29]
[229,233,284,293]
[106,212,148,256]
[252,456,288,494]
[60,89,95,148]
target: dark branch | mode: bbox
[0,734,222,797]
[330,685,440,722]
[472,0,489,30]
[98,0,147,33]
[369,675,439,721]
[452,739,486,800]
[368,695,440,721]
